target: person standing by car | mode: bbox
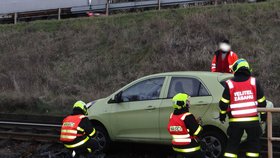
[219,58,267,158]
[60,101,103,158]
[211,39,238,73]
[167,93,204,158]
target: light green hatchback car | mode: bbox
[86,71,273,158]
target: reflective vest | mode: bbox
[211,51,238,73]
[226,77,258,119]
[60,115,85,142]
[167,113,192,146]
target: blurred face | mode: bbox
[219,42,231,52]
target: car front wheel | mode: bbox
[93,125,111,152]
[201,130,227,158]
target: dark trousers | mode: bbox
[69,138,100,158]
[225,124,262,157]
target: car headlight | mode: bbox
[85,101,96,109]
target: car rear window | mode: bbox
[219,76,233,88]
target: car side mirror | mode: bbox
[108,91,123,103]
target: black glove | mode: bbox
[219,113,226,123]
[261,113,267,122]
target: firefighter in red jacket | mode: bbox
[60,101,101,158]
[211,39,238,73]
[219,59,267,158]
[167,93,204,158]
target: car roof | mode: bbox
[143,71,233,81]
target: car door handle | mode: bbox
[145,106,156,110]
[197,101,208,106]
[198,101,205,103]
[197,104,208,106]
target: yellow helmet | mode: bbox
[231,58,251,73]
[172,93,190,109]
[73,100,87,115]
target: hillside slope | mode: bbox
[0,1,279,114]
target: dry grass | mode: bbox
[0,1,279,114]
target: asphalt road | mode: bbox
[106,142,175,158]
[0,140,279,158]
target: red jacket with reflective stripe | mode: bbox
[60,115,85,142]
[211,51,238,73]
[167,113,192,146]
[226,77,258,118]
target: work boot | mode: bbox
[71,150,76,158]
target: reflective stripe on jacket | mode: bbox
[60,115,86,142]
[226,77,259,121]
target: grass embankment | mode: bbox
[0,1,279,114]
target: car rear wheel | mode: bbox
[93,125,111,152]
[201,130,227,158]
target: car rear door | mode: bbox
[109,77,165,141]
[159,76,213,142]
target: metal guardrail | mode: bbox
[258,108,280,158]
[0,0,208,24]
[72,0,208,12]
[0,121,61,142]
[0,113,63,142]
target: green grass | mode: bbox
[0,1,279,114]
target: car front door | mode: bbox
[159,76,213,141]
[110,77,165,141]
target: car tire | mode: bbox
[93,125,111,152]
[200,130,227,158]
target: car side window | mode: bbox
[167,77,210,98]
[122,77,164,102]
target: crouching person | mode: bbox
[167,93,204,158]
[60,101,103,158]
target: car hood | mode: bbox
[86,98,106,109]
